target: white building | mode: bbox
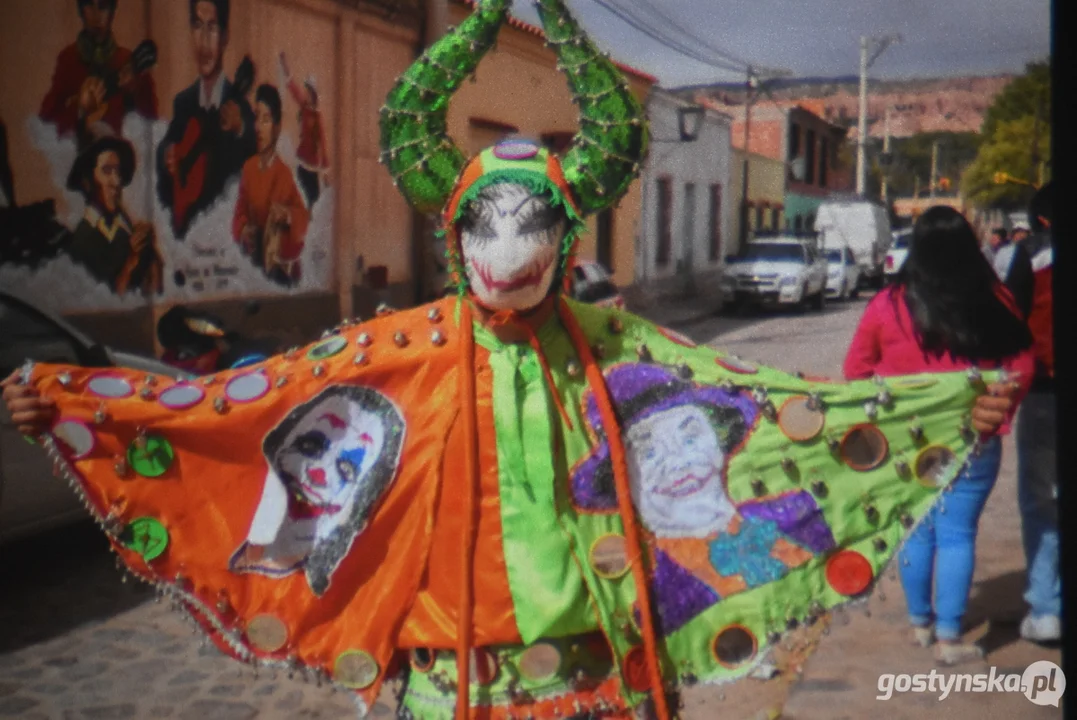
[632,88,733,305]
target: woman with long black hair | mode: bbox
[844,205,1034,665]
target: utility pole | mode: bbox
[929,140,939,198]
[739,66,754,248]
[856,34,902,196]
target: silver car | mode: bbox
[0,292,191,544]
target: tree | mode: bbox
[961,115,1050,209]
[981,61,1050,138]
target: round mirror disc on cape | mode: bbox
[334,650,379,689]
[225,372,270,403]
[914,445,957,488]
[825,550,874,596]
[658,326,697,348]
[519,642,561,681]
[119,517,169,562]
[493,138,540,160]
[88,375,133,399]
[712,625,757,668]
[53,419,95,459]
[307,336,348,361]
[159,383,205,410]
[246,615,289,653]
[470,648,499,686]
[127,435,175,477]
[839,424,889,471]
[622,646,651,692]
[715,356,757,374]
[778,396,826,442]
[589,534,630,579]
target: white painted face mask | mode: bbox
[459,183,566,313]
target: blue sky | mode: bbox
[510,0,1051,86]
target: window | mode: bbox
[794,215,803,231]
[820,137,829,186]
[683,183,697,266]
[708,184,722,261]
[656,177,672,266]
[788,122,801,160]
[596,209,613,273]
[755,205,764,230]
[805,129,816,186]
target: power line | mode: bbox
[615,0,751,70]
[587,0,747,75]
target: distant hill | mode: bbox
[676,74,1015,139]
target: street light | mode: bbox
[651,104,706,143]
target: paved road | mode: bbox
[0,296,1063,719]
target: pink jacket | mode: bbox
[843,286,1033,435]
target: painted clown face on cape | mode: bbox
[572,364,758,538]
[230,385,405,595]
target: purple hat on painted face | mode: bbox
[570,363,758,512]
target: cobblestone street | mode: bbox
[0,296,1063,719]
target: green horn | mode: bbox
[379,0,512,215]
[535,0,650,215]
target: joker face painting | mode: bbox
[230,385,405,595]
[459,183,566,312]
[625,405,738,539]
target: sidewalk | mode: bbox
[628,295,722,329]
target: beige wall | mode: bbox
[730,148,787,251]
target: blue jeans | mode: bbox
[1016,391,1061,618]
[899,436,1002,641]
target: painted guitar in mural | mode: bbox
[171,56,255,237]
[74,40,158,128]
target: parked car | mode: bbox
[0,291,192,544]
[824,245,862,300]
[569,260,626,310]
[815,198,892,289]
[885,229,912,281]
[721,236,828,311]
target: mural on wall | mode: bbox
[0,0,336,312]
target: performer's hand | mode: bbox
[79,77,106,116]
[117,64,134,88]
[131,223,153,254]
[163,145,178,177]
[220,101,243,134]
[971,382,1017,434]
[1,371,57,437]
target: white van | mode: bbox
[814,199,892,289]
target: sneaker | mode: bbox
[935,642,984,666]
[1020,614,1061,643]
[912,626,935,648]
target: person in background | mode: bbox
[1014,182,1059,644]
[844,206,1033,665]
[279,51,329,208]
[985,225,1034,319]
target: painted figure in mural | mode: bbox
[64,122,164,295]
[38,0,159,141]
[157,0,256,239]
[0,118,71,268]
[2,1,1021,719]
[279,51,330,208]
[232,84,310,286]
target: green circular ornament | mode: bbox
[120,517,169,561]
[127,435,175,477]
[307,336,348,361]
